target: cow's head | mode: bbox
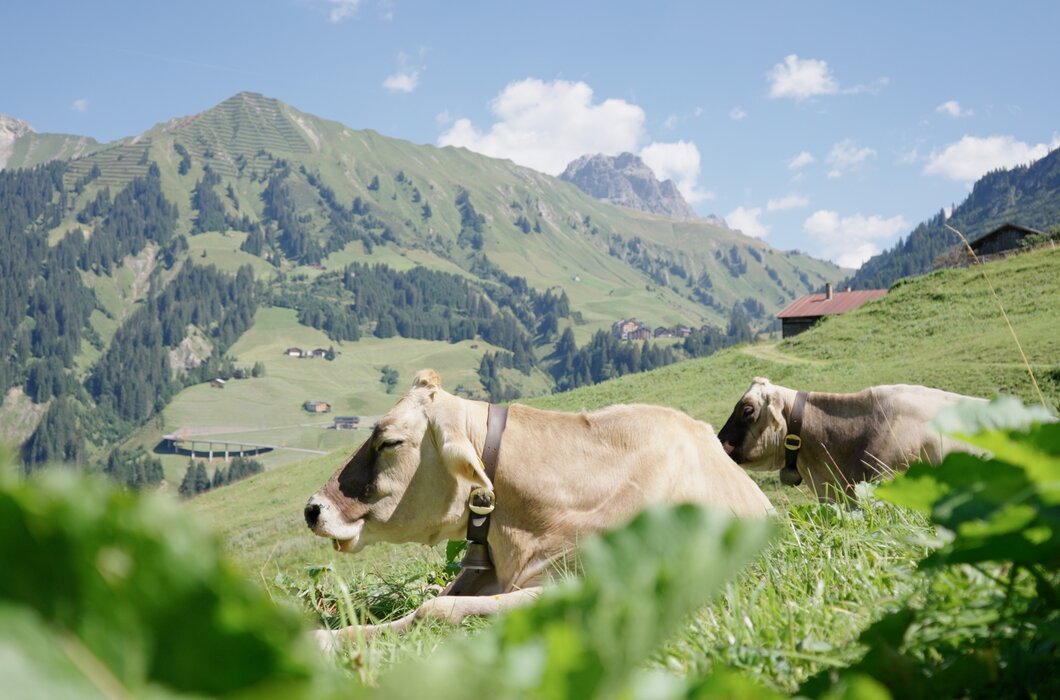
[716,377,789,470]
[304,369,491,553]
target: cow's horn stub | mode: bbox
[413,368,442,390]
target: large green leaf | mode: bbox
[931,395,1054,436]
[877,422,1060,568]
[0,469,338,698]
[373,505,773,700]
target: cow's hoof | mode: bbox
[780,466,803,486]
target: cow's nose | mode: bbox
[304,501,322,530]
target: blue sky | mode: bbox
[2,1,1058,268]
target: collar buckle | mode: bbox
[468,486,495,515]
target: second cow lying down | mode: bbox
[717,377,985,501]
[305,369,773,644]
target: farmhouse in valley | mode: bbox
[613,319,692,341]
[304,400,332,413]
[334,416,361,430]
[776,283,888,338]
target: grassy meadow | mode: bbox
[186,246,1059,690]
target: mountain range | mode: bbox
[1,91,849,473]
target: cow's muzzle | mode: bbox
[304,494,367,552]
[304,501,321,530]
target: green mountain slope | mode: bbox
[58,92,843,331]
[1,92,849,476]
[847,146,1060,290]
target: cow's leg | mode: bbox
[315,587,543,651]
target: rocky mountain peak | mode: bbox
[1,114,34,138]
[0,115,36,169]
[559,152,698,221]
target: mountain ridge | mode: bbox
[0,113,100,170]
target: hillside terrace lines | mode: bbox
[63,139,154,189]
[179,93,312,159]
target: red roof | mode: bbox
[776,289,887,319]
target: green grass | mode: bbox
[185,231,278,279]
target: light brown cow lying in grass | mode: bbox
[305,369,774,646]
[717,377,985,502]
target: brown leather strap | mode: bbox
[782,391,808,486]
[481,403,508,483]
[463,404,508,564]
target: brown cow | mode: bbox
[717,377,985,501]
[305,369,774,645]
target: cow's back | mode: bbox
[499,403,773,524]
[866,385,985,468]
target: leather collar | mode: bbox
[461,403,508,568]
[781,391,807,486]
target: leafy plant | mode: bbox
[0,461,337,698]
[802,398,1060,699]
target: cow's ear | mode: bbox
[428,419,492,489]
[413,369,442,390]
[766,403,786,431]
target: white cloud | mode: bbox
[729,106,747,121]
[896,148,919,165]
[766,194,809,212]
[71,98,89,113]
[767,55,838,100]
[936,100,973,118]
[923,134,1060,182]
[803,210,908,268]
[377,0,395,20]
[788,151,814,170]
[639,141,714,203]
[383,70,418,93]
[383,49,427,93]
[727,206,770,239]
[438,78,646,175]
[326,0,360,23]
[826,139,876,178]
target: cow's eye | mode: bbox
[742,405,755,418]
[380,439,404,450]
